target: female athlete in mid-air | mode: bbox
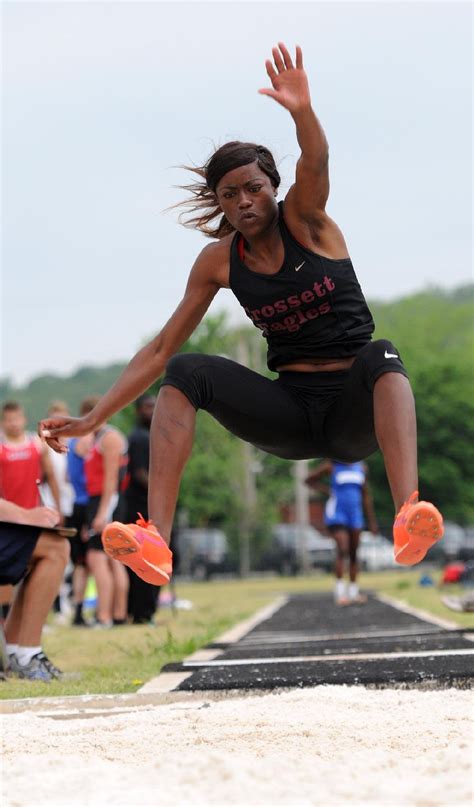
[39,43,443,585]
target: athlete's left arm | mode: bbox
[259,43,329,217]
[260,43,348,255]
[305,460,332,496]
[40,445,62,522]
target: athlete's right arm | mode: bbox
[305,460,332,495]
[39,246,225,452]
[0,498,60,528]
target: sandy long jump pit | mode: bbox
[1,685,472,806]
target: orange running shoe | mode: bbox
[393,491,444,565]
[102,515,172,585]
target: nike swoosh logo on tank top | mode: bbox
[229,202,375,372]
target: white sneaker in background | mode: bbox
[334,579,349,606]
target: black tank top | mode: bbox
[229,202,375,371]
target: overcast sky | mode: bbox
[2,1,472,386]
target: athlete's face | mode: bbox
[137,397,156,427]
[2,410,26,440]
[215,162,278,236]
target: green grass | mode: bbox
[2,570,472,700]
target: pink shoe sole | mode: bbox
[394,503,444,565]
[102,522,172,586]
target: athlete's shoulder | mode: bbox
[27,433,43,452]
[198,234,234,261]
[282,194,350,260]
[193,235,233,288]
[100,425,124,444]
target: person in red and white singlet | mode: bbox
[39,401,74,520]
[81,396,129,628]
[0,401,61,515]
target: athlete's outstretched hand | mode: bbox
[38,415,93,454]
[259,42,311,114]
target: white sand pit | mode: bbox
[1,686,472,806]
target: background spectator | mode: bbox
[82,397,129,627]
[0,497,69,681]
[39,401,74,521]
[66,402,93,626]
[306,460,378,606]
[124,394,160,624]
[0,401,61,515]
[39,401,75,619]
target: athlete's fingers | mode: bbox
[272,46,286,73]
[265,59,278,84]
[38,417,68,437]
[40,424,69,438]
[278,42,293,70]
[44,436,68,454]
[38,425,56,440]
[38,420,70,441]
[258,88,279,101]
[295,45,303,69]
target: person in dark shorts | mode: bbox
[0,498,69,681]
[66,423,92,626]
[306,460,377,606]
[124,395,161,623]
[81,397,129,627]
[39,42,444,585]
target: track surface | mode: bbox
[163,593,474,691]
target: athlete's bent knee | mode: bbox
[162,353,219,410]
[35,533,70,566]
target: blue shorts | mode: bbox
[0,521,41,585]
[325,496,364,530]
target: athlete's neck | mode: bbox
[243,214,280,257]
[241,219,282,273]
[4,432,28,445]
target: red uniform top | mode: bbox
[84,427,128,498]
[0,434,42,508]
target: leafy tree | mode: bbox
[0,365,127,429]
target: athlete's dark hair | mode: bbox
[47,400,69,417]
[175,141,280,239]
[135,394,155,410]
[1,400,23,416]
[79,395,101,417]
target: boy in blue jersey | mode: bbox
[306,460,378,605]
[66,402,92,625]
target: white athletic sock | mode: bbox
[335,580,347,601]
[348,583,359,600]
[16,646,42,666]
[6,643,19,657]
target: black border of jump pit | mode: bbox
[162,593,474,691]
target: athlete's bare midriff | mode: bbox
[276,357,356,372]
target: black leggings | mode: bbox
[161,339,408,462]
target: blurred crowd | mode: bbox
[0,395,165,681]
